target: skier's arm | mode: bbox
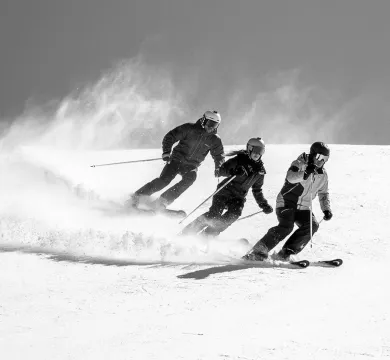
[252,176,272,212]
[210,135,225,170]
[162,123,191,154]
[318,174,331,212]
[286,158,306,184]
[218,157,238,177]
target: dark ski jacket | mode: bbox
[162,119,225,170]
[217,151,270,207]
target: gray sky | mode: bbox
[1,0,389,145]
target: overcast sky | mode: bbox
[1,0,389,144]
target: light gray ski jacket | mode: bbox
[276,152,331,211]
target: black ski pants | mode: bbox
[253,207,319,255]
[182,194,245,237]
[134,160,197,204]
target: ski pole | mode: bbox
[90,158,161,168]
[309,173,314,248]
[237,210,263,222]
[178,175,237,224]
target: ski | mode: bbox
[287,258,343,268]
[289,260,310,268]
[98,202,187,218]
[158,208,187,218]
[310,258,343,267]
[234,256,310,269]
[283,258,343,268]
[236,256,342,269]
[136,208,187,219]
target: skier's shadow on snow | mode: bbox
[0,244,236,269]
[0,245,304,275]
[178,262,302,280]
[0,245,161,267]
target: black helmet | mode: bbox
[310,142,330,157]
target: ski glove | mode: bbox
[162,152,171,162]
[260,203,273,214]
[323,210,333,221]
[231,165,248,177]
[214,168,220,177]
[303,163,316,180]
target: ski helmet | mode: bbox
[246,137,265,158]
[310,142,330,164]
[201,110,221,130]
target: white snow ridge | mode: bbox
[0,145,389,360]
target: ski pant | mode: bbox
[134,161,197,204]
[181,195,245,237]
[253,207,319,255]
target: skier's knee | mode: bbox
[158,176,172,188]
[183,171,197,185]
[278,225,294,239]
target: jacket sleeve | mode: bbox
[286,154,307,183]
[218,157,238,177]
[162,123,191,154]
[318,173,331,212]
[252,175,269,207]
[210,135,225,169]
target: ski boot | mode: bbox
[242,251,268,261]
[272,248,294,262]
[202,226,220,238]
[125,194,140,209]
[242,243,268,261]
[152,197,169,212]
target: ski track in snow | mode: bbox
[0,145,389,360]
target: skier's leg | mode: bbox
[180,213,209,235]
[198,195,227,236]
[281,210,319,255]
[204,195,227,219]
[181,195,225,235]
[203,197,244,236]
[134,162,179,198]
[245,207,295,260]
[159,166,197,205]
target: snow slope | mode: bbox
[0,144,389,360]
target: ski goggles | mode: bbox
[315,153,329,163]
[204,119,219,129]
[248,145,265,156]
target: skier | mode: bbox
[181,137,273,237]
[128,111,225,210]
[243,142,333,261]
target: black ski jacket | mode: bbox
[162,119,225,169]
[217,151,270,207]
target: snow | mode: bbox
[0,144,389,360]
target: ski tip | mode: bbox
[237,238,250,246]
[290,260,310,268]
[159,209,187,218]
[315,258,343,267]
[328,258,343,267]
